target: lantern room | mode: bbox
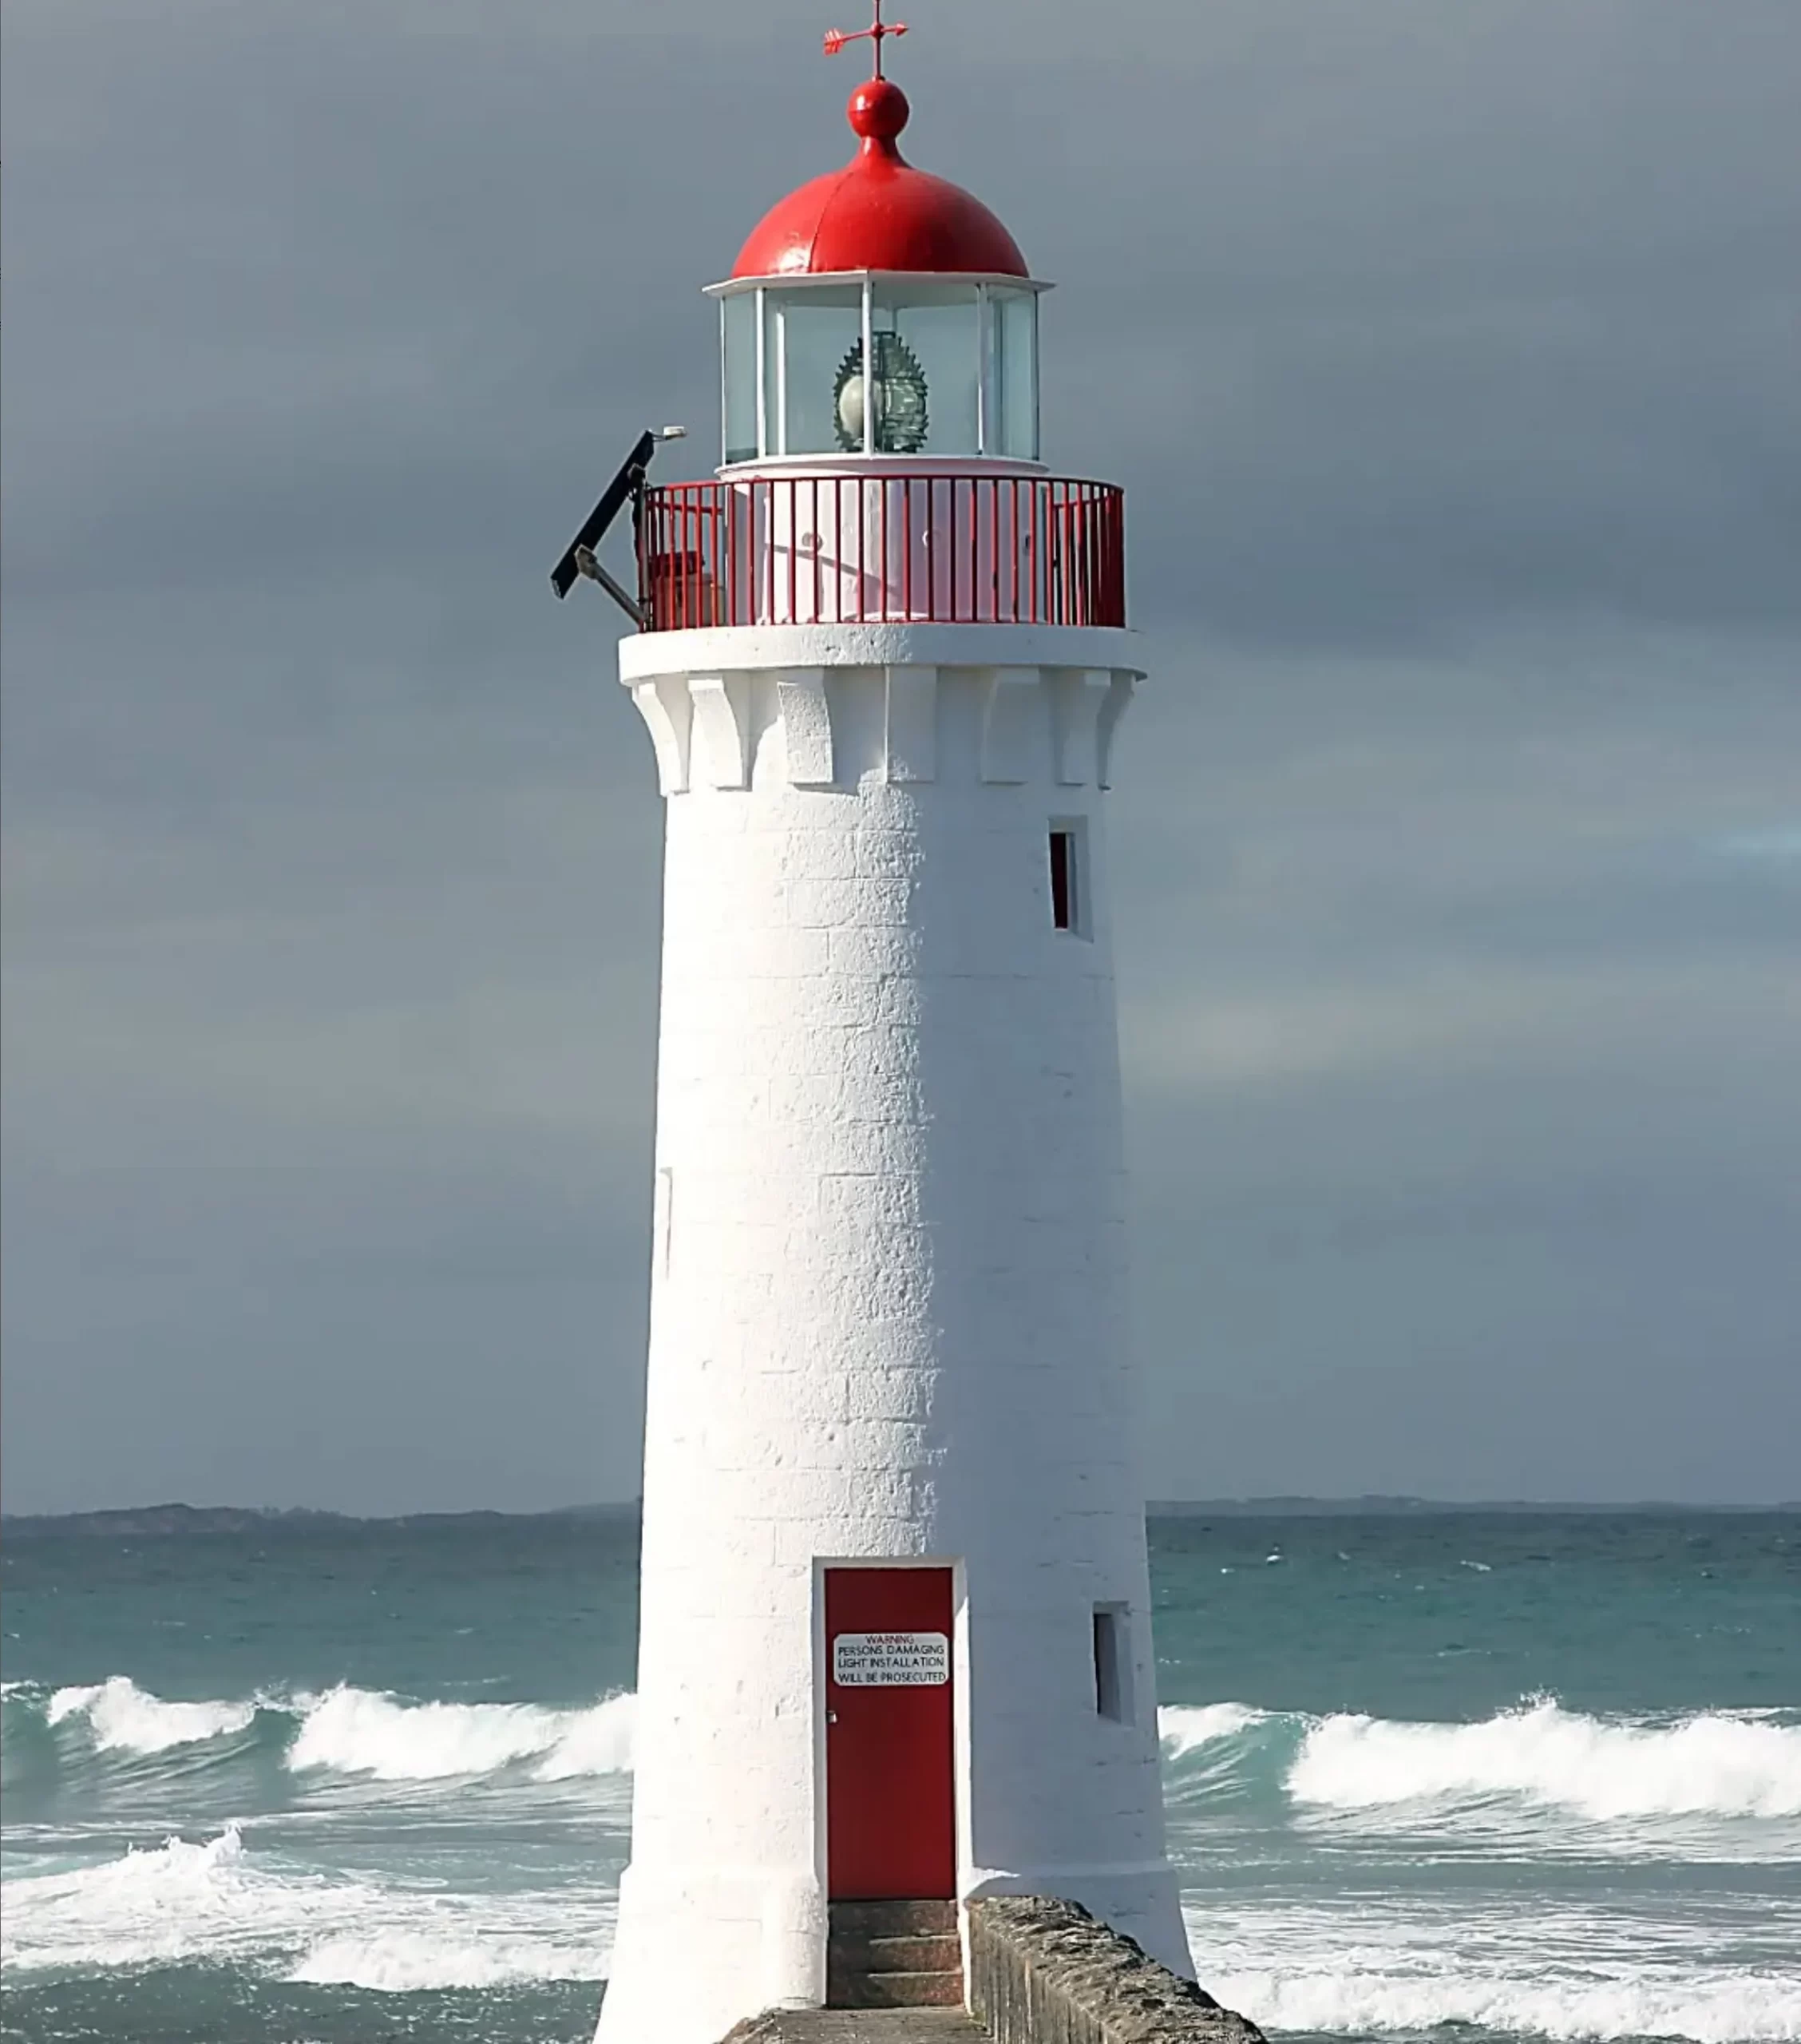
[571,35,1124,637]
[711,77,1044,467]
[714,274,1041,465]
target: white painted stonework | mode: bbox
[596,625,1192,2044]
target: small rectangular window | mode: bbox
[1049,819,1088,936]
[1093,1604,1130,1722]
[1050,830,1075,929]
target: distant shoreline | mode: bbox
[2,1496,1794,1539]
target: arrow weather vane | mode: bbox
[824,0,908,77]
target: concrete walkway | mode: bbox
[726,2011,987,2042]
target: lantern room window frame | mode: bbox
[710,273,1047,469]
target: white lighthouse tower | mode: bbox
[582,18,1191,2041]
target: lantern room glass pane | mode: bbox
[722,291,758,464]
[766,286,862,457]
[990,287,1039,461]
[869,283,980,457]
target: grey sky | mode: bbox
[3,0,1797,1513]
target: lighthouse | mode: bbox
[569,16,1191,2041]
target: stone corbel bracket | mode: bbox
[624,664,1140,798]
[619,622,1146,799]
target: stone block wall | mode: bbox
[968,1897,1265,2044]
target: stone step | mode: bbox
[829,1931,962,1974]
[826,1968,964,2010]
[830,1900,957,1938]
[827,1899,963,2011]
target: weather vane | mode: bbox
[824,0,908,78]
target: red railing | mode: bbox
[638,473,1126,632]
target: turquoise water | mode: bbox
[2,1511,1797,2043]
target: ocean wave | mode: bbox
[1288,1698,1801,1821]
[5,1676,635,1790]
[1158,1702,1271,1756]
[11,1675,1798,1832]
[46,1677,256,1756]
[1209,1961,1801,2044]
[1151,1696,1801,1831]
[287,1686,635,1783]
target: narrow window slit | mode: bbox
[1050,828,1076,932]
[1093,1604,1130,1721]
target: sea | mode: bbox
[2,1510,1796,2044]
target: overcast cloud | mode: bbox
[3,0,1798,1513]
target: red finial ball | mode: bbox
[847,77,909,145]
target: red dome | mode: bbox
[731,80,1027,280]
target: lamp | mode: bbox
[834,331,929,454]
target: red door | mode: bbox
[825,1567,956,1899]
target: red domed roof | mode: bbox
[732,79,1027,280]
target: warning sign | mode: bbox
[832,1630,951,1687]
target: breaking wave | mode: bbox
[287,1685,635,1783]
[10,1676,1796,1833]
[1158,1701,1270,1756]
[4,1676,635,1792]
[46,1677,256,1754]
[1287,1697,1801,1822]
[1154,1697,1801,1830]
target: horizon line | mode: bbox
[5,1494,1796,1526]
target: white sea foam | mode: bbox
[1289,1698,1801,1821]
[1,1824,617,1983]
[286,1686,635,1782]
[46,1677,256,1754]
[0,1824,360,1971]
[530,1694,641,1781]
[287,1930,608,1991]
[1209,1961,1801,2043]
[1189,1896,1801,2044]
